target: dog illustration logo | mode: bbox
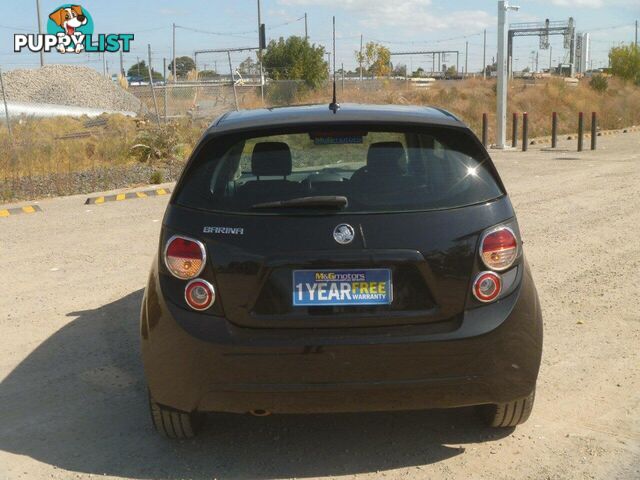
[14,4,133,55]
[47,4,92,53]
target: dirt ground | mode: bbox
[0,131,638,480]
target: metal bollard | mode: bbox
[591,112,597,150]
[578,112,584,152]
[551,112,557,149]
[482,113,488,147]
[512,112,518,148]
[522,112,528,152]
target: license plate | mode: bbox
[292,269,392,306]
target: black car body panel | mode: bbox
[141,103,543,416]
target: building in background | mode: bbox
[575,32,591,74]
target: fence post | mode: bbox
[0,66,13,144]
[551,111,557,148]
[482,113,488,147]
[512,112,518,148]
[163,57,168,123]
[578,112,584,152]
[147,45,161,127]
[591,112,597,150]
[228,51,239,111]
[522,112,528,152]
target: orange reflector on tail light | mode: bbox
[164,235,206,279]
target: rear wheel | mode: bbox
[149,392,204,439]
[480,389,535,427]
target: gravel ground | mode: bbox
[1,65,143,113]
[0,131,638,479]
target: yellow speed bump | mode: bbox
[85,188,171,205]
[0,204,42,218]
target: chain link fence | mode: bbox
[129,80,311,121]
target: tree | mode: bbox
[238,56,258,76]
[445,65,457,78]
[168,56,196,79]
[126,60,163,82]
[412,67,425,78]
[609,44,640,84]
[262,36,328,88]
[392,63,407,77]
[198,70,219,80]
[355,42,391,78]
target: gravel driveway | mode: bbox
[0,132,638,479]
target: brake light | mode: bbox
[480,227,518,271]
[473,271,502,303]
[164,235,206,279]
[185,279,215,311]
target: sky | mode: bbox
[0,0,638,75]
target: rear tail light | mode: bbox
[473,271,502,303]
[480,226,518,271]
[185,279,215,311]
[164,235,206,279]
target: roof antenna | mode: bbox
[329,16,340,114]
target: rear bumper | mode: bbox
[141,265,542,414]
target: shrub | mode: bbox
[589,75,608,93]
[149,170,163,184]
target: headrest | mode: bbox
[366,142,407,175]
[251,142,292,177]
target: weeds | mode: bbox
[149,170,164,184]
[589,75,609,93]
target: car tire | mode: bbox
[149,392,204,439]
[480,389,535,427]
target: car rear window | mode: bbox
[175,125,504,214]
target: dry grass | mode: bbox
[244,77,640,142]
[1,77,639,202]
[0,116,204,179]
[0,115,207,201]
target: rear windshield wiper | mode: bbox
[251,196,348,210]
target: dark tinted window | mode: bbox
[176,126,503,214]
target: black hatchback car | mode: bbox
[141,104,543,438]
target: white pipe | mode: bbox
[0,101,137,119]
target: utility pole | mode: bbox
[359,34,363,81]
[635,20,638,47]
[147,44,153,80]
[136,56,140,77]
[35,0,44,67]
[464,41,468,77]
[172,23,177,83]
[257,0,264,103]
[496,0,520,149]
[549,45,553,74]
[304,13,308,41]
[535,50,539,73]
[119,50,124,76]
[483,29,487,79]
[102,52,107,76]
